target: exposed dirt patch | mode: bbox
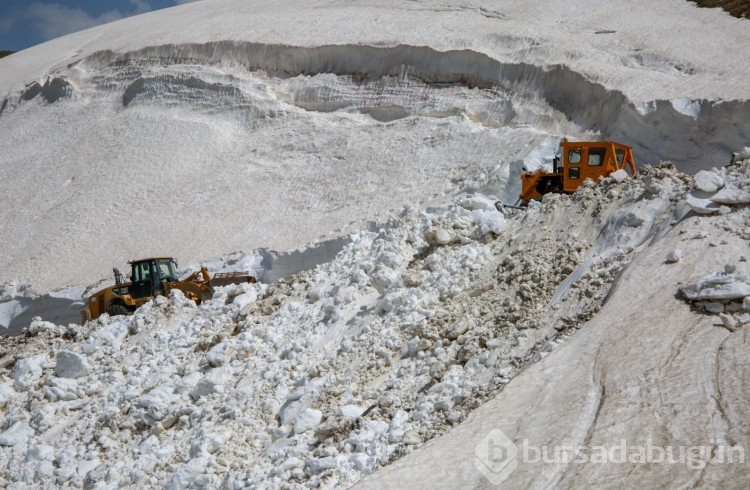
[689,0,750,18]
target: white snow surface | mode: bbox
[1,1,750,488]
[0,0,749,292]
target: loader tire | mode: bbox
[106,303,130,317]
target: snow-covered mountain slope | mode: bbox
[1,157,748,488]
[0,0,749,293]
[1,1,750,488]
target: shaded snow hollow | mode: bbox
[1,159,750,488]
[0,0,749,292]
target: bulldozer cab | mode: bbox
[129,257,179,299]
[560,141,635,193]
[519,140,636,202]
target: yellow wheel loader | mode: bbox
[81,257,256,322]
[498,140,636,210]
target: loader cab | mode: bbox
[128,257,179,299]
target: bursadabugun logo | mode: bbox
[474,429,519,485]
[475,428,746,486]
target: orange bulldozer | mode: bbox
[511,140,636,206]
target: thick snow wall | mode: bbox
[0,295,81,336]
[10,41,749,172]
[258,236,352,285]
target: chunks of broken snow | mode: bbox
[10,354,47,391]
[191,369,227,399]
[609,169,629,183]
[710,187,750,205]
[681,265,750,328]
[686,192,721,214]
[0,421,34,447]
[681,270,750,301]
[693,170,724,193]
[426,228,453,246]
[735,147,750,161]
[459,194,497,211]
[665,249,681,263]
[686,166,750,213]
[54,350,90,379]
[459,194,506,235]
[28,316,61,336]
[163,457,209,490]
[338,404,365,418]
[293,408,323,434]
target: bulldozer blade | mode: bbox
[495,201,525,212]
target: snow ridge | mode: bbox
[4,41,749,171]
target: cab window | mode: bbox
[615,148,625,166]
[158,259,178,281]
[568,149,581,164]
[588,148,605,166]
[133,262,151,282]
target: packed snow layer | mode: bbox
[1,0,749,103]
[0,0,749,293]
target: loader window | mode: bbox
[158,259,178,281]
[588,148,605,166]
[569,166,580,179]
[132,262,151,282]
[568,149,581,164]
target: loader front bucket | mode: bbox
[210,272,257,287]
[172,281,215,304]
